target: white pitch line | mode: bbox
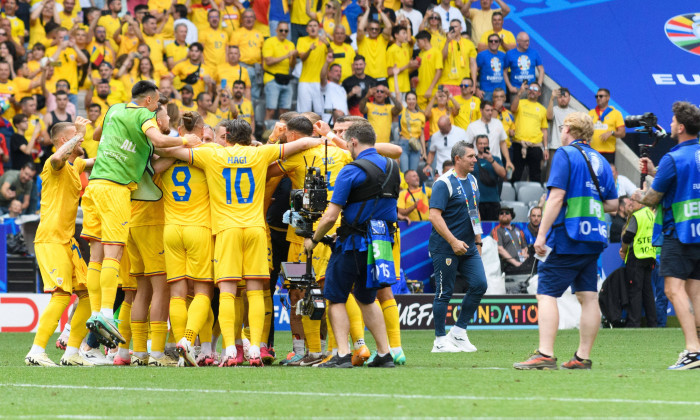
[2,383,700,407]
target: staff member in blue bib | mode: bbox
[304,120,400,369]
[428,141,488,354]
[637,101,700,370]
[514,112,618,370]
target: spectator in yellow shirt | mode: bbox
[171,42,213,97]
[174,84,197,113]
[136,14,166,69]
[477,11,515,52]
[425,89,459,137]
[189,0,215,33]
[398,91,426,172]
[147,0,175,41]
[29,0,59,49]
[230,79,254,135]
[97,0,123,41]
[89,62,127,104]
[453,78,481,129]
[0,17,25,58]
[357,7,392,82]
[57,0,80,30]
[415,30,443,109]
[262,22,296,120]
[230,9,264,99]
[216,45,251,99]
[296,19,327,114]
[2,0,26,42]
[195,92,221,128]
[199,9,229,79]
[82,103,102,158]
[220,0,243,38]
[165,23,189,70]
[306,0,350,37]
[398,169,431,222]
[359,85,402,143]
[439,21,477,96]
[493,87,515,146]
[462,0,511,42]
[510,82,548,182]
[328,26,355,83]
[86,24,117,80]
[46,27,88,108]
[588,88,626,163]
[386,25,417,98]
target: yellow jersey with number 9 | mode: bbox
[161,144,220,228]
[189,143,284,234]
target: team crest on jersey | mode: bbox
[445,258,452,266]
[665,13,700,56]
[517,55,531,71]
[490,56,502,72]
[56,277,63,285]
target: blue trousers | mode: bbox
[431,250,488,336]
[650,263,668,327]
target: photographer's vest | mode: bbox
[338,157,400,239]
[626,207,655,263]
[652,140,700,246]
[557,144,608,244]
[90,103,156,185]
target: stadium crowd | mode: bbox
[1,0,698,371]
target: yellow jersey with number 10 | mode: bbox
[189,143,284,234]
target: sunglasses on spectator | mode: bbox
[429,16,440,20]
[499,210,511,215]
[488,39,500,43]
[529,86,540,92]
[278,29,288,33]
[461,84,471,88]
[595,94,607,98]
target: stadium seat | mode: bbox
[514,181,543,196]
[501,200,528,223]
[517,185,545,204]
[500,183,516,201]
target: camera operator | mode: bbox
[472,134,506,221]
[304,121,399,368]
[636,101,700,370]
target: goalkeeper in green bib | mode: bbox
[80,81,199,347]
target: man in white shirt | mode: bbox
[173,4,198,45]
[610,163,637,197]
[321,54,348,125]
[465,99,513,172]
[424,116,467,176]
[434,1,466,34]
[545,87,575,179]
[396,0,423,37]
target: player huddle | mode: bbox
[24,80,406,368]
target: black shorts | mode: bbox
[659,236,700,280]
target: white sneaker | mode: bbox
[60,353,95,367]
[431,337,460,353]
[447,329,477,352]
[25,352,58,366]
[79,347,112,366]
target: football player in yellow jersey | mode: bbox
[199,9,229,78]
[156,112,218,366]
[356,7,392,81]
[25,117,95,367]
[160,119,323,367]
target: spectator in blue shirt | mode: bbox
[428,141,487,354]
[504,32,544,96]
[304,120,399,368]
[476,33,506,101]
[514,112,617,371]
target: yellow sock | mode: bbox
[347,293,365,343]
[246,290,264,348]
[169,296,187,342]
[117,301,132,349]
[218,292,236,349]
[381,298,401,348]
[212,319,221,341]
[261,289,272,346]
[150,321,168,354]
[132,320,148,353]
[199,306,214,343]
[301,316,322,353]
[33,292,71,349]
[233,295,244,341]
[87,262,102,313]
[186,294,194,307]
[68,295,91,348]
[325,306,337,350]
[99,258,120,311]
[184,294,211,343]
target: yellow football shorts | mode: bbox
[81,180,134,245]
[35,238,87,293]
[128,225,166,277]
[163,224,213,283]
[118,247,136,290]
[214,227,269,283]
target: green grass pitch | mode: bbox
[0,329,697,419]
